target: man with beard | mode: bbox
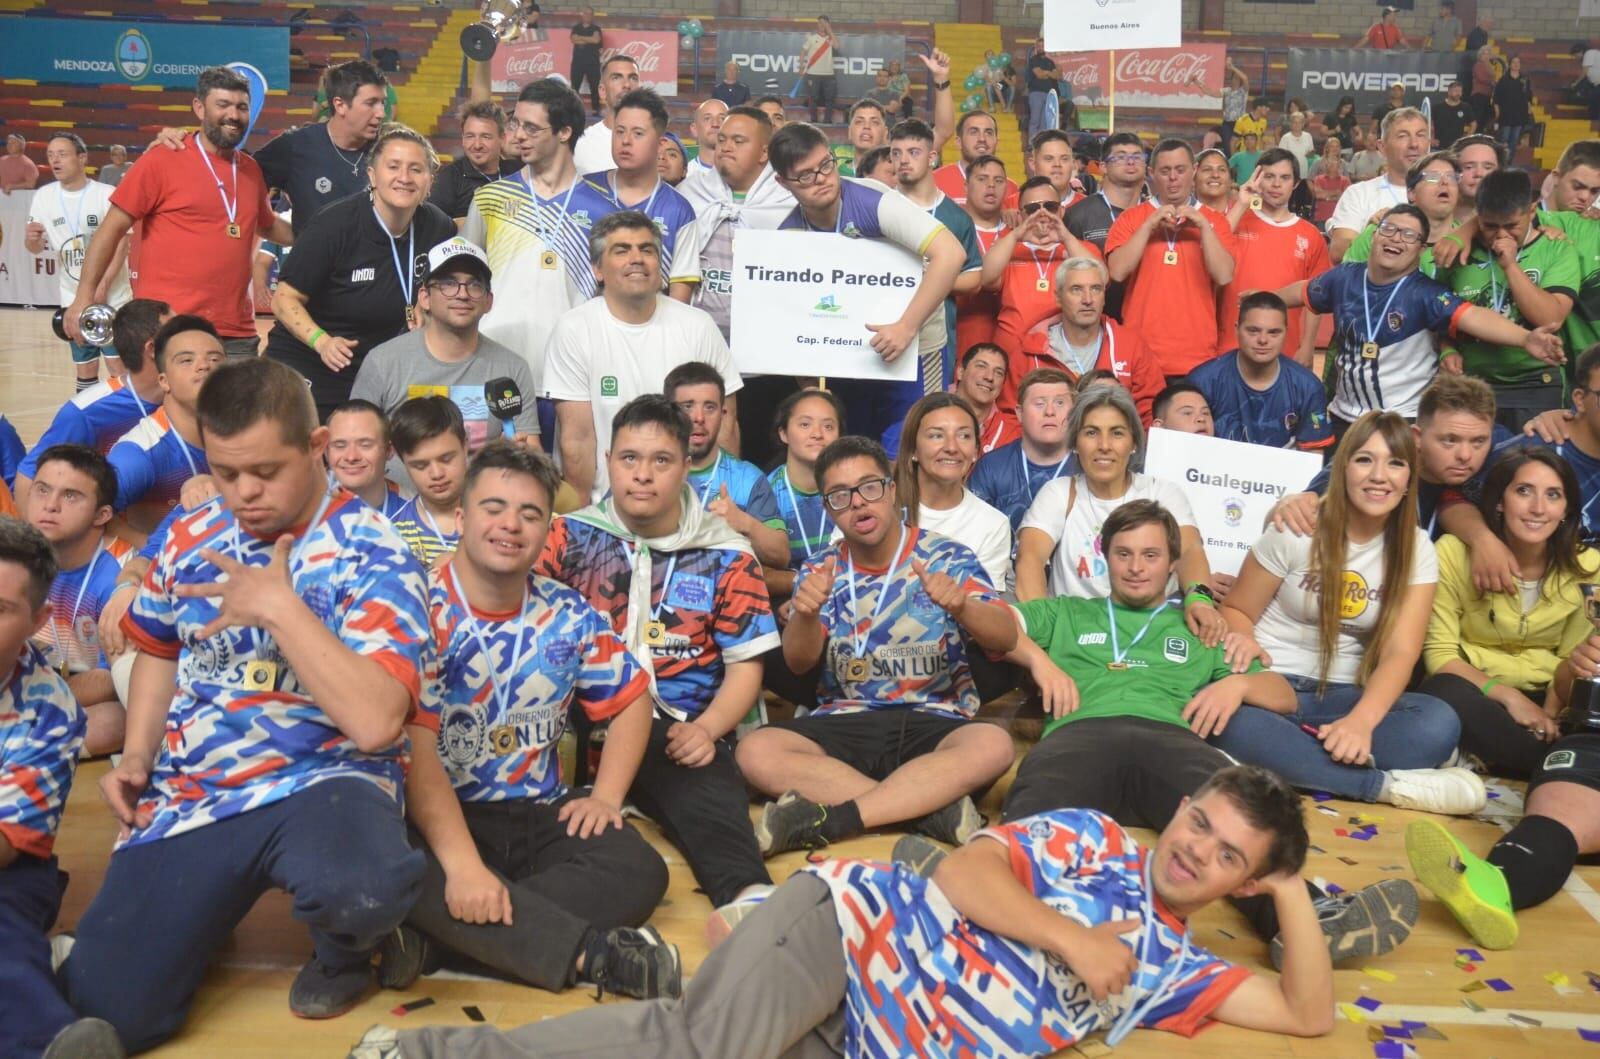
[65,67,293,358]
[428,101,521,228]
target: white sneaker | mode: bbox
[707,883,777,949]
[49,933,75,974]
[1381,767,1487,815]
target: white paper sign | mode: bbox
[1144,428,1322,575]
[1043,0,1184,53]
[730,229,920,382]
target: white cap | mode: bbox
[425,236,491,281]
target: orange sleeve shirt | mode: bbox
[1106,201,1236,377]
[1218,212,1332,356]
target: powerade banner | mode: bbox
[0,17,290,91]
[716,30,906,102]
[1286,48,1459,114]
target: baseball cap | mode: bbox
[425,236,491,284]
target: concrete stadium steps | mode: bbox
[935,22,1025,175]
[393,7,477,135]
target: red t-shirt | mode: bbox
[1217,211,1331,357]
[993,240,1102,412]
[1105,201,1236,377]
[1367,23,1404,49]
[955,222,1008,357]
[933,162,1019,210]
[977,406,1022,454]
[111,136,274,337]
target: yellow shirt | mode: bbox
[1232,114,1268,140]
[1423,534,1600,689]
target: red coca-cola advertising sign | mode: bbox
[1046,43,1224,111]
[493,29,679,96]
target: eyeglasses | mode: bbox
[428,277,488,298]
[786,154,838,186]
[506,119,551,136]
[1414,171,1460,185]
[1021,200,1061,215]
[822,476,892,511]
[1105,152,1144,165]
[1375,221,1425,244]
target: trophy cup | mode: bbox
[460,0,531,61]
[1561,583,1600,734]
[52,303,115,348]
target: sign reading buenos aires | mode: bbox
[730,230,921,383]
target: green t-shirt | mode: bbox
[1228,150,1260,185]
[1017,595,1262,739]
[1537,209,1600,364]
[1344,221,1439,278]
[832,142,857,179]
[1441,233,1582,383]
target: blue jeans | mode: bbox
[1500,124,1525,152]
[0,856,76,1058]
[1028,90,1052,140]
[1207,676,1460,802]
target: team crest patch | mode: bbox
[1028,818,1053,839]
[667,573,715,611]
[440,702,487,766]
[543,636,579,668]
[1543,749,1577,770]
[1386,310,1405,331]
[1163,636,1189,663]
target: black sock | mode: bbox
[818,800,863,843]
[1487,814,1579,910]
[75,377,96,393]
[576,926,607,983]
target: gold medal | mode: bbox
[1107,661,1129,671]
[1361,341,1380,360]
[405,305,418,329]
[243,659,279,690]
[541,250,559,270]
[643,620,668,646]
[226,222,242,238]
[1035,277,1051,292]
[489,725,518,756]
[1163,249,1178,266]
[1250,196,1262,210]
[845,657,871,682]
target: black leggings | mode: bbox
[1418,672,1549,778]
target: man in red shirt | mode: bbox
[1219,147,1331,366]
[1106,139,1237,379]
[1016,257,1164,425]
[1028,130,1082,210]
[65,67,292,357]
[953,343,1020,454]
[933,111,1019,208]
[954,155,1010,355]
[1363,6,1408,50]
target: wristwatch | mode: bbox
[934,80,951,91]
[1185,582,1216,604]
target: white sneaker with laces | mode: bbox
[1382,766,1487,815]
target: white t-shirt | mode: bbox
[1249,523,1438,685]
[1326,173,1409,237]
[920,491,1012,592]
[573,122,618,176]
[543,294,742,501]
[27,180,132,307]
[1584,48,1600,86]
[1278,131,1315,179]
[1019,473,1197,599]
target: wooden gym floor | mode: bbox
[6,306,1600,1058]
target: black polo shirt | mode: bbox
[429,155,521,220]
[253,122,370,235]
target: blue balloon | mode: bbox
[226,61,268,145]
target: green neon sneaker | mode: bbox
[1405,818,1518,950]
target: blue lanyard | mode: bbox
[1107,596,1171,666]
[1361,272,1409,348]
[519,172,580,246]
[372,202,416,312]
[1105,858,1193,1046]
[1021,446,1071,505]
[845,524,908,657]
[781,469,820,559]
[621,541,679,623]
[445,560,534,717]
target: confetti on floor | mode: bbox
[1413,1026,1448,1041]
[463,1005,485,1022]
[1457,948,1485,961]
[1461,980,1487,993]
[1355,996,1384,1012]
[1548,971,1572,988]
[391,997,436,1016]
[1373,1042,1416,1059]
[1463,996,1485,1013]
[1381,1025,1412,1039]
[1486,978,1514,992]
[1342,1003,1369,1023]
[1580,1027,1600,1043]
[1364,968,1398,983]
[1508,1012,1543,1028]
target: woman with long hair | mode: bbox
[765,387,844,598]
[1492,54,1535,154]
[1015,384,1228,642]
[894,393,1013,590]
[1325,95,1358,144]
[1419,448,1599,776]
[1211,412,1484,813]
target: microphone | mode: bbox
[484,377,523,439]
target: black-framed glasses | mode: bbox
[428,277,488,298]
[823,476,892,511]
[1375,221,1424,244]
[787,154,838,186]
[1021,200,1061,215]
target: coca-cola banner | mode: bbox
[716,30,906,102]
[492,29,679,96]
[1287,48,1461,114]
[1048,43,1225,112]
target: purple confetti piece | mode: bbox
[1401,1021,1427,1029]
[1382,1026,1413,1039]
[1352,830,1377,841]
[1486,978,1513,992]
[1579,1027,1600,1043]
[1312,791,1334,801]
[1487,790,1501,799]
[1374,1042,1410,1059]
[1356,996,1384,1012]
[1456,948,1485,961]
[1327,883,1346,895]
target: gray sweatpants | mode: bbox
[399,873,848,1059]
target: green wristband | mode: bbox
[1184,591,1212,608]
[1440,232,1466,251]
[1480,678,1499,695]
[308,327,327,348]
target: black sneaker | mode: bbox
[911,796,984,848]
[375,925,437,991]
[289,957,374,1020]
[1269,879,1420,970]
[42,1017,124,1059]
[891,834,949,879]
[585,925,682,1000]
[754,791,829,856]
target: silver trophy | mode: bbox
[52,303,115,348]
[460,0,531,61]
[1561,583,1600,734]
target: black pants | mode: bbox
[571,53,602,113]
[1418,672,1549,779]
[1491,376,1566,435]
[1002,716,1312,941]
[405,794,667,992]
[1,856,75,1058]
[734,374,799,470]
[630,716,771,909]
[807,74,838,123]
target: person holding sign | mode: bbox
[535,396,780,943]
[1189,291,1335,452]
[770,122,967,441]
[736,436,1017,857]
[1015,386,1229,648]
[1210,412,1485,815]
